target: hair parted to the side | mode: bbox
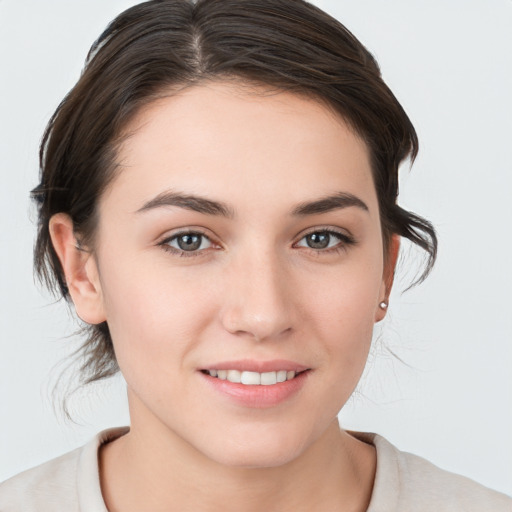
[32,0,437,389]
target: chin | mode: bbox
[197,423,316,469]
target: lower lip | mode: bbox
[199,370,310,408]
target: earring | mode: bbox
[379,301,388,310]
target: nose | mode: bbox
[220,248,295,342]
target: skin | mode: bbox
[50,81,399,511]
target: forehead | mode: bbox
[104,81,376,216]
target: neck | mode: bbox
[100,409,375,512]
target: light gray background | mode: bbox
[1,0,511,495]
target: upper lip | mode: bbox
[200,359,310,373]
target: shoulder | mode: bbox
[0,446,82,512]
[353,432,512,512]
[0,427,128,512]
[391,445,512,511]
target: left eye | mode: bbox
[165,232,212,252]
[296,230,345,250]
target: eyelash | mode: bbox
[158,228,356,258]
[296,228,356,255]
[158,229,214,258]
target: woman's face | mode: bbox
[84,82,392,467]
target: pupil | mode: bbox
[307,232,329,249]
[178,234,201,251]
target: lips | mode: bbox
[201,359,309,373]
[199,360,311,408]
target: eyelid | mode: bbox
[295,225,355,242]
[157,228,220,257]
[293,226,356,252]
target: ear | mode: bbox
[49,213,106,325]
[375,234,400,322]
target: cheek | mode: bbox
[302,258,382,372]
[98,257,216,376]
[276,263,382,437]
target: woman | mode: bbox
[1,0,510,510]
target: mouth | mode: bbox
[198,360,311,407]
[200,369,308,386]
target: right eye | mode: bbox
[160,231,214,256]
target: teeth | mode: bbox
[277,370,287,383]
[260,372,277,385]
[227,370,241,383]
[206,369,301,385]
[241,371,260,385]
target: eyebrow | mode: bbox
[291,192,369,216]
[135,190,368,217]
[135,190,235,218]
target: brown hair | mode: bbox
[32,0,437,387]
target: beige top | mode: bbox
[1,427,510,511]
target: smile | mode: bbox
[201,369,300,385]
[199,364,311,407]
